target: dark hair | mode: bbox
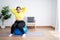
[16,6,21,10]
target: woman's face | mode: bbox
[16,8,21,13]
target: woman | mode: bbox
[9,6,26,37]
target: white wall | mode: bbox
[0,0,57,28]
[57,0,60,31]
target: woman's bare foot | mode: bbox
[9,34,13,37]
[22,34,26,38]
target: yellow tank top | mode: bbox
[10,7,26,20]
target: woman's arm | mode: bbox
[21,6,26,13]
[10,8,17,15]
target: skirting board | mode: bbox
[0,26,55,30]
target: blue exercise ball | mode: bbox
[13,26,28,35]
[23,26,28,33]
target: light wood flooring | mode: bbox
[0,28,58,40]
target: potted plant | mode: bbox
[0,6,11,29]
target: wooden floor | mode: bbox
[0,28,58,40]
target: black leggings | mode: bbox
[11,20,25,34]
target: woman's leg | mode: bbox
[17,21,26,37]
[9,21,17,37]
